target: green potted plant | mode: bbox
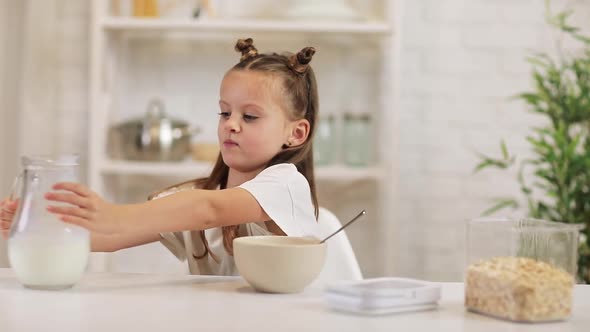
[474,8,590,283]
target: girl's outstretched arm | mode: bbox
[90,232,161,252]
[45,182,270,235]
[2,195,159,251]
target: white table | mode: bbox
[0,268,589,332]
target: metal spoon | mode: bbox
[320,210,366,244]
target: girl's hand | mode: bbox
[45,182,124,235]
[0,198,18,238]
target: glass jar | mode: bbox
[8,154,90,290]
[342,113,372,167]
[313,114,336,166]
[465,217,582,322]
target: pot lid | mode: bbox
[119,99,189,128]
[143,99,188,127]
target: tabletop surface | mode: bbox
[0,268,589,332]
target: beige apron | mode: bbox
[150,180,272,276]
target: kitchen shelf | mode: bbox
[315,165,385,181]
[100,160,384,181]
[100,160,213,177]
[100,17,393,35]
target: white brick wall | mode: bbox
[20,0,89,174]
[0,0,25,267]
[396,0,590,280]
[16,0,89,164]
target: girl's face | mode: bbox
[218,70,294,173]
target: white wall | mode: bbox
[17,0,89,163]
[6,0,590,280]
[0,0,9,267]
[0,0,25,267]
[395,0,590,280]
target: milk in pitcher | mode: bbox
[9,232,90,289]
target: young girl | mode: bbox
[0,38,321,276]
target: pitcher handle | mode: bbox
[8,172,24,202]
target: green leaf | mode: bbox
[526,55,550,69]
[500,140,510,159]
[516,92,541,105]
[473,157,513,173]
[482,199,519,216]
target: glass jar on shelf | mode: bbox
[342,112,372,167]
[313,114,336,166]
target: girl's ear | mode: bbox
[287,119,310,148]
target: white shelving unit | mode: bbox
[100,17,392,34]
[89,0,401,275]
[101,159,385,181]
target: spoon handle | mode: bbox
[320,210,366,244]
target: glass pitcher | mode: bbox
[8,154,90,290]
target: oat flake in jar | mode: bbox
[465,217,583,322]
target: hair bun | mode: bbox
[297,47,315,65]
[235,38,258,62]
[288,46,316,74]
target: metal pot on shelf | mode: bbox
[111,99,200,162]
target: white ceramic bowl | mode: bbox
[233,236,326,293]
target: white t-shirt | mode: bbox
[159,163,319,276]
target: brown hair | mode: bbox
[150,38,319,260]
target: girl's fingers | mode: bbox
[0,200,18,226]
[51,182,92,198]
[1,220,11,230]
[0,208,14,222]
[7,200,17,210]
[47,206,92,220]
[0,199,17,212]
[45,193,92,209]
